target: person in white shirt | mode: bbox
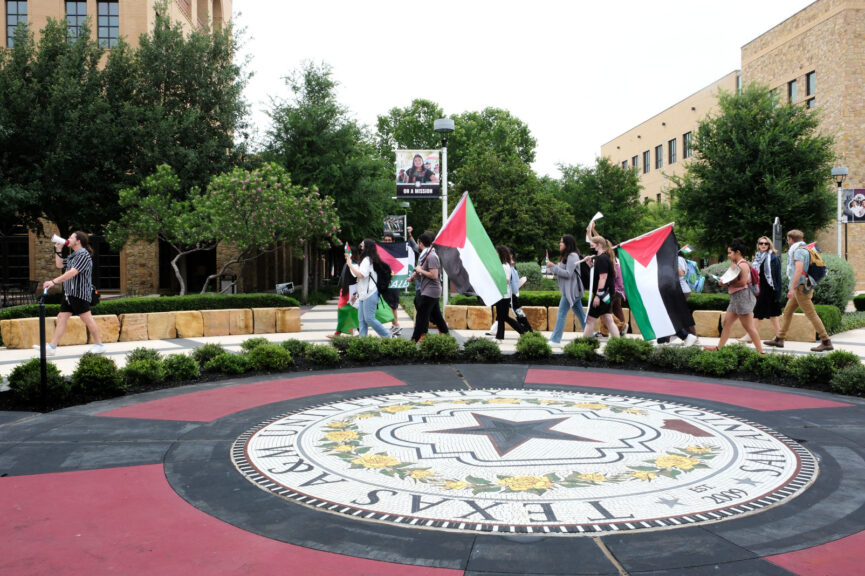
[344,238,392,338]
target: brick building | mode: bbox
[602,0,865,287]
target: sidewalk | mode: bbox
[3,301,865,381]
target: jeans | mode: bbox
[550,295,586,343]
[358,292,391,338]
[777,284,828,341]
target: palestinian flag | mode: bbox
[433,193,507,306]
[618,223,692,341]
[376,241,415,289]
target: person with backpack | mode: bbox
[408,231,449,342]
[705,238,763,354]
[763,229,833,351]
[740,236,782,343]
[344,238,392,339]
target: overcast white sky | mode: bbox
[236,1,815,178]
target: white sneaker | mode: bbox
[683,334,700,347]
[33,343,56,356]
[90,343,106,354]
[623,322,630,335]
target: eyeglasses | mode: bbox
[758,242,769,245]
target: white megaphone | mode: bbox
[51,234,69,246]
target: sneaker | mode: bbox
[33,343,56,356]
[738,334,752,343]
[683,333,700,347]
[90,343,106,355]
[810,339,834,352]
[390,325,402,335]
[623,322,629,335]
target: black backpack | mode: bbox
[373,260,392,294]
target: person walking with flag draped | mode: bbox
[344,239,392,339]
[546,234,586,345]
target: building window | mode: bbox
[91,237,121,291]
[631,155,638,170]
[642,151,650,174]
[806,71,816,96]
[736,74,742,93]
[66,1,87,42]
[788,79,797,103]
[655,145,663,170]
[621,160,628,170]
[656,193,662,203]
[98,0,119,48]
[668,138,677,164]
[0,225,30,285]
[806,98,817,109]
[5,1,27,48]
[683,132,692,159]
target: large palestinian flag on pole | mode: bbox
[617,223,691,341]
[433,193,507,306]
[376,241,415,289]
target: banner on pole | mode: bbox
[396,150,440,198]
[842,189,865,223]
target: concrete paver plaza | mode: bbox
[2,301,865,575]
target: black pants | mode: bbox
[412,295,449,341]
[495,298,526,339]
[511,294,533,333]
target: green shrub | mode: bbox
[648,345,705,371]
[603,337,653,364]
[687,293,732,311]
[9,358,68,403]
[854,294,865,312]
[515,261,542,290]
[749,352,795,381]
[810,253,855,312]
[563,338,601,363]
[346,336,384,362]
[163,354,201,381]
[204,353,251,375]
[449,291,588,308]
[329,334,353,352]
[305,344,341,367]
[516,331,552,359]
[247,343,293,372]
[381,337,418,360]
[448,295,482,306]
[124,358,166,387]
[126,347,162,363]
[814,305,842,335]
[72,353,124,395]
[281,339,312,358]
[192,343,226,367]
[240,337,271,352]
[838,311,865,333]
[462,337,502,362]
[305,289,338,305]
[828,350,861,370]
[789,353,835,389]
[689,348,737,377]
[418,333,460,361]
[830,364,865,395]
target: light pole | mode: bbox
[832,166,848,258]
[434,118,454,305]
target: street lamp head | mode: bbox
[832,166,849,186]
[433,118,455,134]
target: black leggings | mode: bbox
[495,298,526,339]
[412,295,449,341]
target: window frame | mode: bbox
[683,132,692,159]
[642,150,650,174]
[65,1,87,42]
[654,144,663,170]
[97,0,119,48]
[668,138,677,165]
[5,0,28,48]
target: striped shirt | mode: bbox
[63,248,93,300]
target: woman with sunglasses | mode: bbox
[741,236,783,343]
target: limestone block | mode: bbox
[1,318,54,349]
[444,305,467,330]
[786,314,819,342]
[175,311,204,338]
[466,306,492,330]
[54,317,87,346]
[276,307,301,332]
[547,307,578,332]
[522,306,547,332]
[201,309,230,337]
[147,312,177,340]
[88,315,120,344]
[229,309,253,335]
[119,314,149,342]
[693,310,721,338]
[629,310,642,336]
[728,318,777,340]
[253,308,276,334]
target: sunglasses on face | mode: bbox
[758,242,769,245]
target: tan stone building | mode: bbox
[1,0,233,298]
[602,0,865,287]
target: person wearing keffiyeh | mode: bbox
[741,236,783,343]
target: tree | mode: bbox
[556,157,646,244]
[106,165,216,296]
[199,163,340,297]
[0,20,133,235]
[264,62,394,242]
[672,84,835,256]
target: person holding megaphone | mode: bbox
[34,231,104,356]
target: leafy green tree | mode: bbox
[672,84,835,256]
[106,165,216,296]
[264,62,393,242]
[0,19,133,235]
[556,157,646,245]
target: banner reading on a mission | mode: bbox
[396,150,440,198]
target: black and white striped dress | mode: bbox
[63,249,93,301]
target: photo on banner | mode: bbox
[842,189,865,223]
[396,150,440,198]
[383,215,407,238]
